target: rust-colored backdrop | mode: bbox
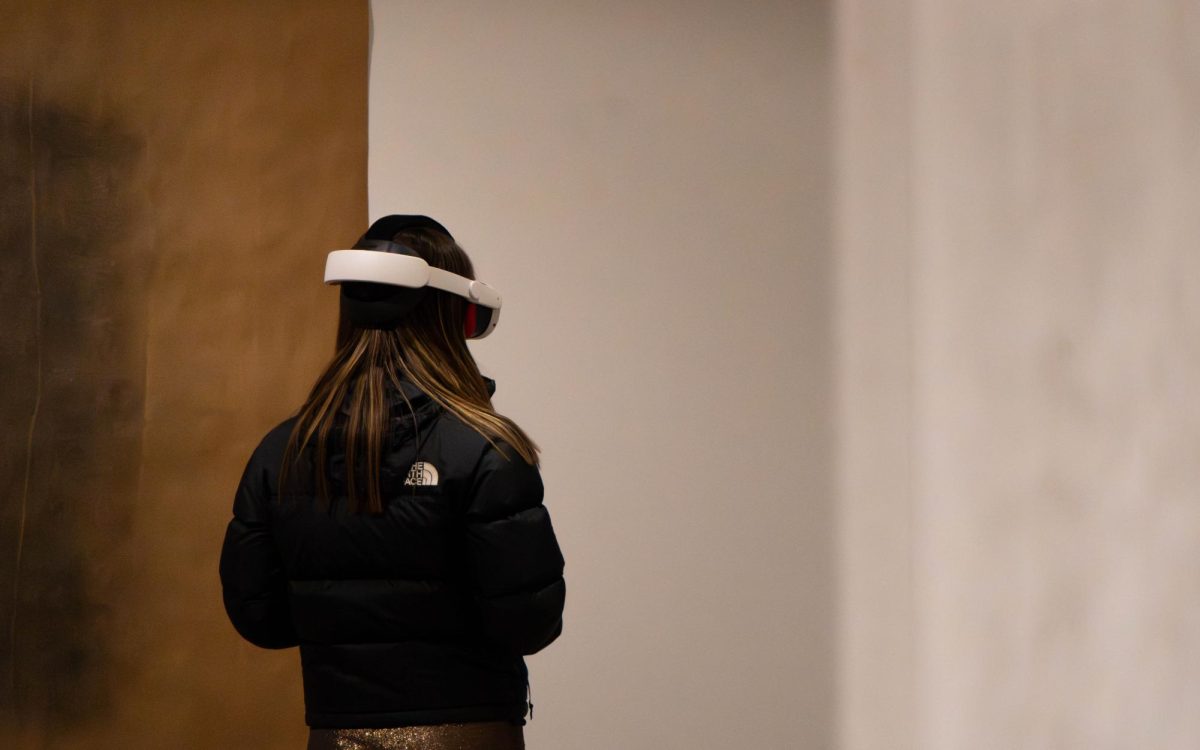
[0,2,368,747]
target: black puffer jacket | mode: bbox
[218,377,565,728]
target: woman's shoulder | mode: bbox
[266,414,299,448]
[241,415,299,474]
[428,408,538,483]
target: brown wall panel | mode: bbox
[0,2,368,747]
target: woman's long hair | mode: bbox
[277,227,539,514]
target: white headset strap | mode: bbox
[427,267,502,309]
[327,249,501,310]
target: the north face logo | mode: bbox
[404,461,439,486]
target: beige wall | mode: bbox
[835,1,916,747]
[368,2,832,748]
[838,1,1200,748]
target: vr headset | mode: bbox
[324,215,501,339]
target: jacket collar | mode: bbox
[337,375,496,415]
[387,375,497,401]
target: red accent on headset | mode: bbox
[464,303,477,338]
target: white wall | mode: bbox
[369,2,832,748]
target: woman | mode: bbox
[219,215,566,750]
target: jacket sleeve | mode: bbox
[218,446,298,649]
[463,444,566,655]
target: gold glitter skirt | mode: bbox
[306,721,525,750]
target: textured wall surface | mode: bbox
[0,2,367,747]
[839,1,1200,748]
